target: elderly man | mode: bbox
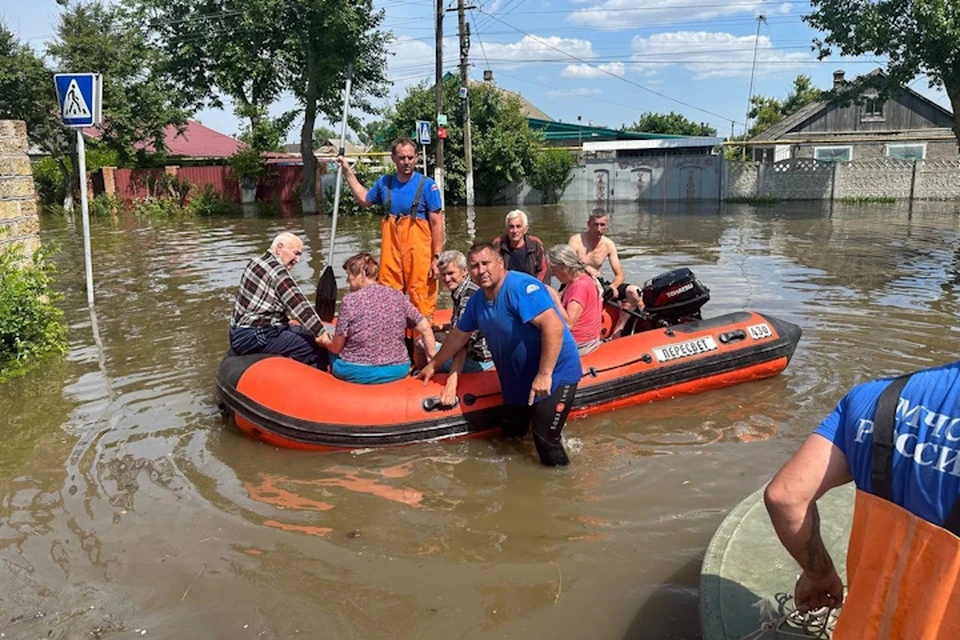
[431,249,494,405]
[420,242,582,466]
[764,361,960,637]
[568,208,641,308]
[229,232,331,367]
[336,138,445,321]
[492,209,548,283]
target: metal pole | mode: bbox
[435,0,445,206]
[328,65,354,268]
[77,129,94,306]
[458,0,475,206]
[743,14,765,160]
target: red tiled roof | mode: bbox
[83,120,245,158]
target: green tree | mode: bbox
[0,24,72,206]
[387,75,540,205]
[356,119,388,149]
[528,148,576,204]
[312,126,340,148]
[625,111,716,136]
[137,0,391,213]
[804,0,960,149]
[747,74,822,138]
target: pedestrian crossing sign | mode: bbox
[54,73,102,127]
[416,120,431,145]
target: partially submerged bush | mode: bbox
[0,246,67,381]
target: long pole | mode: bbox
[77,129,94,306]
[458,0,475,206]
[435,0,445,206]
[328,65,353,269]
[742,14,765,158]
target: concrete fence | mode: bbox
[723,157,960,201]
[0,120,41,258]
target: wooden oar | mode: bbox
[316,64,354,322]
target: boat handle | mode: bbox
[422,396,461,411]
[718,329,747,344]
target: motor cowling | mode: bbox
[641,267,710,325]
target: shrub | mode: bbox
[32,158,65,205]
[188,184,239,217]
[324,160,385,216]
[528,148,576,204]
[0,246,67,381]
[227,147,266,181]
[89,193,123,217]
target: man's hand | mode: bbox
[794,569,844,613]
[529,372,553,405]
[440,378,458,407]
[316,333,332,348]
[334,156,353,175]
[429,257,440,281]
[417,361,437,385]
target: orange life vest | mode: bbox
[835,374,960,639]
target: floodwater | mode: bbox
[2,200,960,639]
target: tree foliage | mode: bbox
[528,149,576,204]
[804,0,960,148]
[747,75,822,137]
[386,76,540,205]
[136,0,391,211]
[625,111,716,136]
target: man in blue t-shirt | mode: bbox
[419,242,583,466]
[764,361,960,631]
[337,138,445,321]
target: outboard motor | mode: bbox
[640,267,710,326]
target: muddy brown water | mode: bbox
[2,201,960,639]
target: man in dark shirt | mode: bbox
[492,209,548,282]
[229,232,331,367]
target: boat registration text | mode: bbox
[653,336,719,362]
[747,323,772,340]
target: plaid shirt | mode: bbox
[230,251,326,337]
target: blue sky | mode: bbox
[5,0,952,142]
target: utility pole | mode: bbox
[743,13,766,160]
[457,0,475,206]
[434,0,445,203]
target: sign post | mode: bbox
[54,73,102,306]
[416,119,431,176]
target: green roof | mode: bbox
[527,118,688,142]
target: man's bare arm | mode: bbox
[606,240,624,291]
[764,434,852,611]
[335,157,373,207]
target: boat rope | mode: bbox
[737,590,840,640]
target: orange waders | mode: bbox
[378,175,438,321]
[835,375,960,639]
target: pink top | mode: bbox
[561,274,602,345]
[335,284,423,365]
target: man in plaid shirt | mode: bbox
[229,232,332,368]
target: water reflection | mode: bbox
[0,200,958,637]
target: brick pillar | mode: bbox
[0,120,41,258]
[102,166,116,195]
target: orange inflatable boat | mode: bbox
[217,269,801,450]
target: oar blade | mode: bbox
[316,266,337,322]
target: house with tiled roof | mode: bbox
[83,120,244,160]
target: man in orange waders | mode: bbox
[337,137,444,323]
[765,361,960,638]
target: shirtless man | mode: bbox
[568,209,641,310]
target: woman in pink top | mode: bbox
[546,245,603,356]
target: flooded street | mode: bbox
[2,200,960,639]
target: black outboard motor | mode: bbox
[641,267,710,325]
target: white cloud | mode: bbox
[776,3,792,14]
[570,0,765,30]
[480,35,595,68]
[562,62,626,78]
[631,31,811,79]
[548,87,603,97]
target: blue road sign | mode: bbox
[54,73,102,127]
[416,120,431,145]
